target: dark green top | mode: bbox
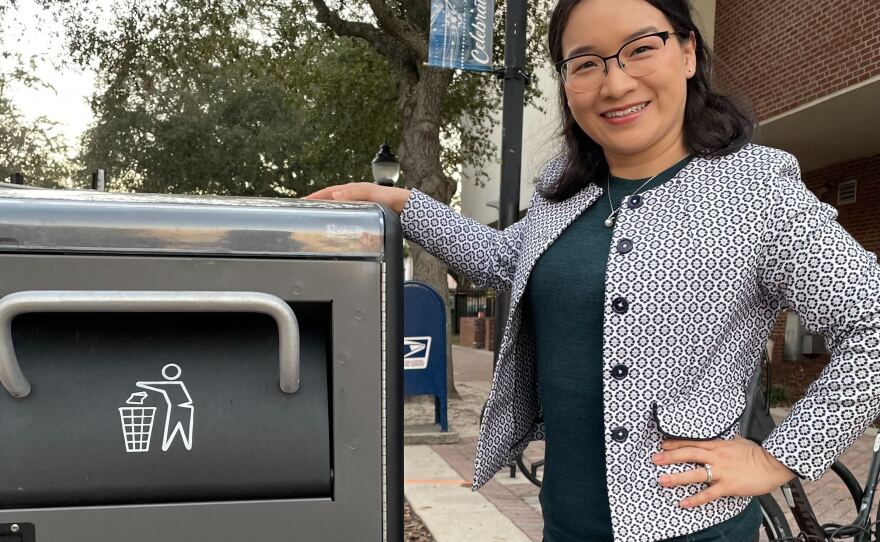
[526,154,762,540]
[524,156,691,541]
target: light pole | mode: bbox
[494,0,529,368]
[371,142,400,187]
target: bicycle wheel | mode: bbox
[757,493,793,541]
[515,444,544,487]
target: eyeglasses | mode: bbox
[555,30,684,93]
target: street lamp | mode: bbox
[371,142,400,187]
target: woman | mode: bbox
[306,0,880,540]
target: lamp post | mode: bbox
[494,0,529,369]
[371,142,400,187]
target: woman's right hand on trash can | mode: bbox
[303,183,412,215]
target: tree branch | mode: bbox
[366,0,428,59]
[308,0,397,58]
[397,0,430,35]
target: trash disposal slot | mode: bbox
[0,304,332,508]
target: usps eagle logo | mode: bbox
[403,336,432,370]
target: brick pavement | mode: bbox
[411,346,880,540]
[432,437,544,541]
[765,430,878,540]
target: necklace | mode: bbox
[604,173,658,228]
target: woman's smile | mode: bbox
[600,100,651,125]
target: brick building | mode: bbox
[713,0,880,368]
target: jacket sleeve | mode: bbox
[757,153,880,481]
[398,187,536,292]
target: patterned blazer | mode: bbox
[399,144,880,541]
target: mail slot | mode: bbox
[0,187,403,541]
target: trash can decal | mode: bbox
[119,393,158,453]
[119,363,195,453]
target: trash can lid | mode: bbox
[0,188,388,258]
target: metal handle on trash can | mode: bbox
[0,290,300,398]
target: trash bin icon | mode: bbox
[0,187,403,541]
[119,392,156,453]
[119,406,156,453]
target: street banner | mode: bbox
[427,0,495,72]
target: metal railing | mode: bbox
[450,287,495,334]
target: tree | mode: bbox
[47,0,553,394]
[0,6,73,189]
[64,1,400,195]
[0,74,72,187]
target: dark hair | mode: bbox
[542,0,754,201]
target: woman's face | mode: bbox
[560,0,696,163]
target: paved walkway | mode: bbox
[404,345,880,541]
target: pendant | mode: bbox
[604,217,614,228]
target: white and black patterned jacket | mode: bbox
[399,144,880,541]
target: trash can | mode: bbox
[0,187,402,541]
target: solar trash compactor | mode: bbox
[0,187,403,541]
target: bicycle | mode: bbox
[741,346,880,541]
[507,344,880,541]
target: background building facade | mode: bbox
[714,0,880,367]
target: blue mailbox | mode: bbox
[403,280,448,432]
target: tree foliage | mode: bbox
[47,0,552,195]
[53,0,396,195]
[0,13,72,188]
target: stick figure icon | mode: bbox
[136,363,194,451]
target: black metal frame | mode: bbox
[554,30,673,75]
[450,288,496,334]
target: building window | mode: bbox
[838,179,857,205]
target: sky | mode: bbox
[2,0,102,154]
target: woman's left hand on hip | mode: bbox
[652,435,796,508]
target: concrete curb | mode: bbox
[404,424,461,445]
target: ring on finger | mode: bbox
[704,463,713,484]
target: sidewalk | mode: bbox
[404,345,880,541]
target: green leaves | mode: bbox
[43,0,552,196]
[57,0,402,195]
[0,63,72,188]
